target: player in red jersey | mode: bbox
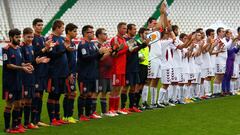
[109,22,129,114]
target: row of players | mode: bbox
[3,3,240,133]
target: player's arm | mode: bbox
[202,39,212,53]
[7,64,32,73]
[130,39,150,53]
[48,45,66,59]
[156,2,168,30]
[78,43,104,61]
[116,44,128,56]
[196,41,204,56]
[33,39,51,58]
[169,30,176,42]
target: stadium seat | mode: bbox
[8,0,66,32]
[168,0,240,34]
[60,0,161,37]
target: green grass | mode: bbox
[1,67,240,135]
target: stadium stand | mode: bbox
[8,0,66,33]
[60,0,161,37]
[0,0,9,40]
[168,0,240,34]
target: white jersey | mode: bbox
[181,48,190,73]
[160,39,174,69]
[201,52,212,69]
[171,38,183,68]
[149,40,162,63]
[215,37,232,65]
[201,40,212,69]
[210,46,217,68]
[188,57,196,74]
[193,43,203,66]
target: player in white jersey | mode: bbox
[203,29,217,98]
[213,27,232,97]
[157,28,177,107]
[177,33,194,103]
[168,25,192,104]
[190,31,204,100]
[147,2,169,108]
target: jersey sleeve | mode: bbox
[77,42,100,61]
[2,48,10,65]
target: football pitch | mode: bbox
[0,67,240,135]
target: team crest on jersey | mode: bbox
[11,54,15,58]
[3,53,7,61]
[52,86,55,91]
[8,93,13,99]
[35,84,39,88]
[98,86,103,91]
[71,85,75,90]
[81,48,87,55]
[83,87,87,92]
[24,91,28,96]
[115,79,120,84]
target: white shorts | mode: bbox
[215,64,226,74]
[161,68,171,84]
[208,68,215,77]
[189,73,195,81]
[179,73,189,84]
[192,72,201,84]
[201,68,213,78]
[148,60,161,79]
[201,69,207,78]
[170,68,181,82]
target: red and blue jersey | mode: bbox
[32,34,49,78]
[77,39,102,81]
[21,43,35,86]
[47,34,69,78]
[2,44,23,99]
[66,41,77,75]
[96,41,113,79]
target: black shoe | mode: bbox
[142,102,153,110]
[155,103,165,108]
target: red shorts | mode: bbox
[112,74,126,86]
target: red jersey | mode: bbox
[110,35,128,74]
[96,41,114,79]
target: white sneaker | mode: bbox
[102,112,115,117]
[109,110,119,116]
[117,110,128,115]
[92,112,102,119]
[164,102,176,107]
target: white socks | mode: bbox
[150,87,157,105]
[204,80,211,96]
[172,85,178,101]
[157,88,166,104]
[141,85,149,103]
[168,85,173,100]
[213,83,220,94]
